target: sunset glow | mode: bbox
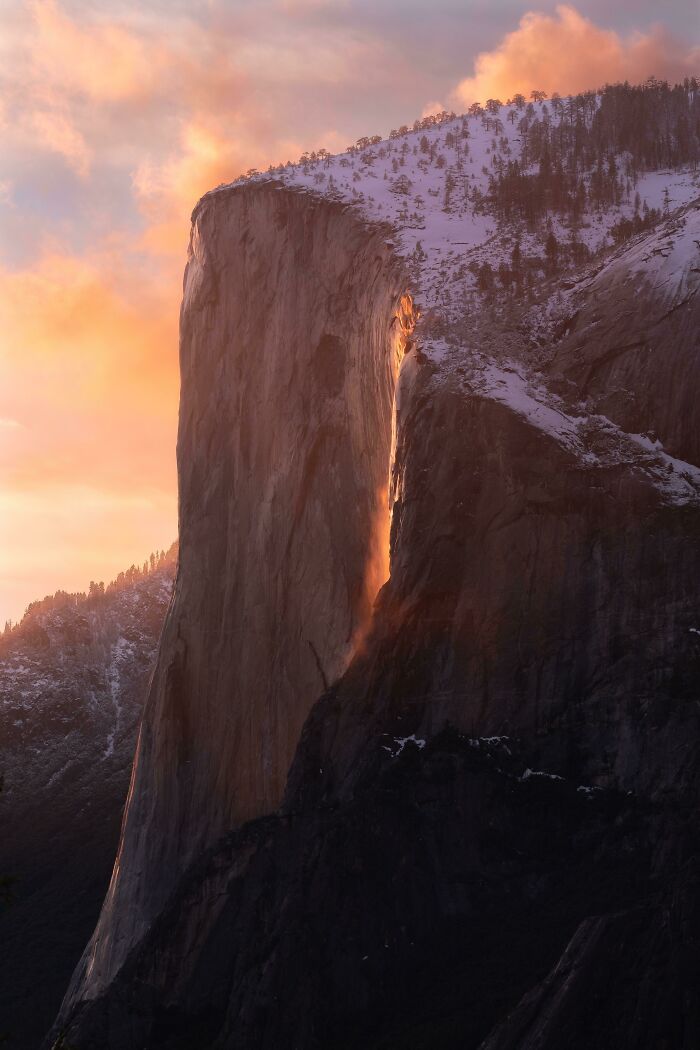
[1,0,697,624]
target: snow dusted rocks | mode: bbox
[0,553,175,1048]
[550,201,700,465]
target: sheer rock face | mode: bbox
[289,360,700,809]
[59,182,413,1006]
[50,189,700,1047]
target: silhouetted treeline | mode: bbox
[2,541,178,637]
[103,542,178,597]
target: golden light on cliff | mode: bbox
[349,485,392,660]
[349,290,417,659]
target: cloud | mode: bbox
[453,5,700,106]
[29,107,91,176]
[276,0,350,13]
[132,118,266,255]
[422,100,446,118]
[28,0,159,102]
[0,243,178,622]
[0,247,178,490]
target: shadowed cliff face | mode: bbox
[57,183,415,1007]
[0,554,175,1050]
[290,362,700,807]
[50,189,700,1047]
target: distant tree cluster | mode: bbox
[485,79,699,232]
[105,543,177,596]
[608,206,662,244]
[2,542,178,638]
[466,230,565,303]
[388,110,457,140]
[234,110,461,185]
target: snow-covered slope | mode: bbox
[215,97,700,330]
[0,551,175,801]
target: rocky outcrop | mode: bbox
[291,362,700,805]
[0,552,175,1049]
[49,175,700,1048]
[42,732,669,1050]
[57,182,415,1010]
[479,860,700,1050]
[550,202,700,464]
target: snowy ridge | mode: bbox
[210,96,699,329]
[204,92,700,504]
[420,340,700,505]
[541,201,700,322]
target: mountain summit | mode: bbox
[46,81,700,1048]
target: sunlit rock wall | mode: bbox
[61,182,413,1004]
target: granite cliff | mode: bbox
[50,87,700,1048]
[58,184,415,1006]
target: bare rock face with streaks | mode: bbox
[550,205,700,463]
[60,182,414,1006]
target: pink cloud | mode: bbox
[28,0,159,102]
[453,5,700,106]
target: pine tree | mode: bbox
[545,229,559,274]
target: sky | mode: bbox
[0,0,698,625]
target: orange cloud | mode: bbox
[0,248,178,488]
[29,0,159,102]
[132,120,264,256]
[422,100,446,118]
[453,5,700,105]
[133,113,346,257]
[0,246,178,624]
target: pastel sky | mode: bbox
[1,0,698,625]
